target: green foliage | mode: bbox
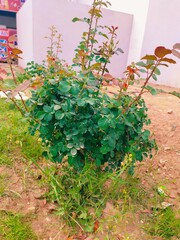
[146,208,180,239]
[0,211,37,240]
[27,74,156,173]
[26,1,180,174]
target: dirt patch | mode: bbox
[137,84,179,208]
[0,161,69,239]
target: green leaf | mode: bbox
[152,74,157,81]
[70,86,80,95]
[77,99,86,107]
[101,108,110,115]
[139,69,146,73]
[71,148,77,156]
[153,67,161,75]
[108,137,116,148]
[72,17,81,22]
[136,61,146,67]
[54,105,61,111]
[144,85,157,95]
[100,145,110,154]
[59,81,71,93]
[78,212,87,219]
[142,129,150,140]
[67,143,74,149]
[86,99,95,105]
[95,158,101,166]
[43,105,52,113]
[37,111,46,120]
[55,111,64,120]
[98,31,108,39]
[98,57,108,63]
[124,119,133,127]
[44,113,53,122]
[50,147,58,157]
[98,117,109,131]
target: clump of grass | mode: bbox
[0,175,6,196]
[0,211,37,240]
[146,208,180,239]
[0,98,43,166]
[44,163,125,232]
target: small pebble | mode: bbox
[167,110,173,114]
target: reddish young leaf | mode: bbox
[145,64,154,70]
[159,63,169,67]
[123,82,129,89]
[154,46,171,58]
[12,48,23,55]
[141,55,157,61]
[160,58,176,64]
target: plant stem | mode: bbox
[124,62,159,113]
[2,90,25,116]
[88,0,103,68]
[86,1,96,50]
[68,214,84,232]
[101,30,116,75]
[8,60,17,85]
[17,92,28,112]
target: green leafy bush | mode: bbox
[26,0,173,173]
[27,72,156,173]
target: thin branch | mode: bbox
[2,90,25,116]
[8,59,17,85]
[17,92,28,112]
[124,62,160,113]
[88,0,103,68]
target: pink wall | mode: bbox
[141,0,180,88]
[17,0,133,77]
[17,0,33,65]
